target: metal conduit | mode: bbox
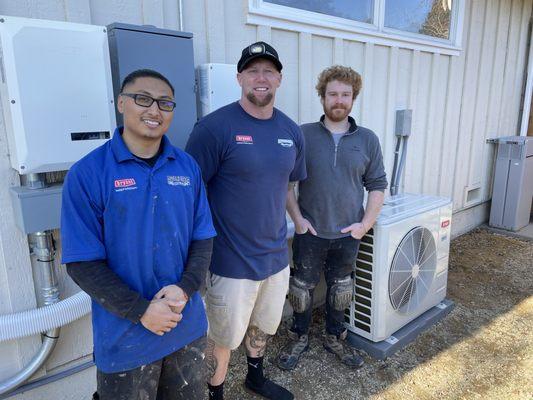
[0,174,62,395]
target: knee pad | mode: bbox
[328,276,353,311]
[288,277,313,313]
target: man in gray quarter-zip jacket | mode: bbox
[277,65,387,371]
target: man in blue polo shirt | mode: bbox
[186,42,306,400]
[61,69,216,400]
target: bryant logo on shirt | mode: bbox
[235,135,253,144]
[167,176,191,186]
[114,178,137,192]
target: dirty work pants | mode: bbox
[93,336,206,400]
[290,233,360,337]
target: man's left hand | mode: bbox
[154,285,188,314]
[340,222,368,240]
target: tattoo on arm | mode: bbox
[205,338,218,379]
[245,325,269,358]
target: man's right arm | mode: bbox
[66,260,149,323]
[287,182,316,235]
[67,261,183,336]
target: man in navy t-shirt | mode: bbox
[61,69,216,400]
[186,42,306,400]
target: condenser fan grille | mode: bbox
[389,227,437,314]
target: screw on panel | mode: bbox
[103,28,107,33]
[0,19,5,23]
[20,165,25,170]
[10,100,15,104]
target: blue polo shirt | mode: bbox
[61,128,216,373]
[186,102,306,280]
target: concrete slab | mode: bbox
[483,216,533,241]
[346,299,455,360]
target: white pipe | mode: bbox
[0,291,91,342]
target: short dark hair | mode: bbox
[120,69,175,96]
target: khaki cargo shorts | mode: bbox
[205,266,290,350]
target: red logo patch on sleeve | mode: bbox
[235,135,253,144]
[114,178,136,188]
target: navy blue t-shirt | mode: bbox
[61,129,216,373]
[186,102,306,280]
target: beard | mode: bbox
[324,103,352,122]
[246,91,273,107]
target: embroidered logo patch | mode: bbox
[277,139,293,147]
[167,176,190,186]
[236,135,253,144]
[114,178,136,188]
[114,178,137,192]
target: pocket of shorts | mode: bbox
[206,293,230,334]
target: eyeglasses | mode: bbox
[120,93,176,112]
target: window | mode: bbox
[264,0,374,24]
[248,0,464,54]
[384,0,453,40]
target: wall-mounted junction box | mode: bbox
[0,15,115,174]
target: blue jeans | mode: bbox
[290,233,360,337]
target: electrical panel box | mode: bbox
[107,23,197,149]
[489,136,533,231]
[0,15,116,174]
[197,63,241,117]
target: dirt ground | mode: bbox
[224,228,533,399]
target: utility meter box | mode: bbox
[197,63,240,117]
[0,15,115,174]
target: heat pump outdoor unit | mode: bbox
[345,193,452,342]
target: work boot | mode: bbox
[323,331,364,369]
[276,330,309,370]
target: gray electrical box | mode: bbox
[107,23,197,149]
[395,109,412,137]
[489,136,533,231]
[10,185,62,234]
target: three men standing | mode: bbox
[186,42,305,400]
[277,65,388,371]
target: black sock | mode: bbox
[246,356,265,385]
[208,382,224,400]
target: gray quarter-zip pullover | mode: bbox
[298,116,388,239]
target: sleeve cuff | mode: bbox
[178,275,197,299]
[124,295,151,324]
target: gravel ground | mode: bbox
[224,228,533,399]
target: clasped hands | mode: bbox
[140,285,188,336]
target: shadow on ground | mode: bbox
[224,228,533,399]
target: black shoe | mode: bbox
[244,377,294,400]
[276,330,309,370]
[323,331,364,369]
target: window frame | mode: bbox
[247,0,465,55]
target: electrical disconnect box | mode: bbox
[107,23,197,149]
[197,63,241,117]
[0,15,116,174]
[489,136,533,231]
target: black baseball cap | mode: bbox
[237,41,283,73]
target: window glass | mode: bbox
[384,0,452,39]
[264,0,374,24]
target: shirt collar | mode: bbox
[111,127,176,163]
[319,115,358,135]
